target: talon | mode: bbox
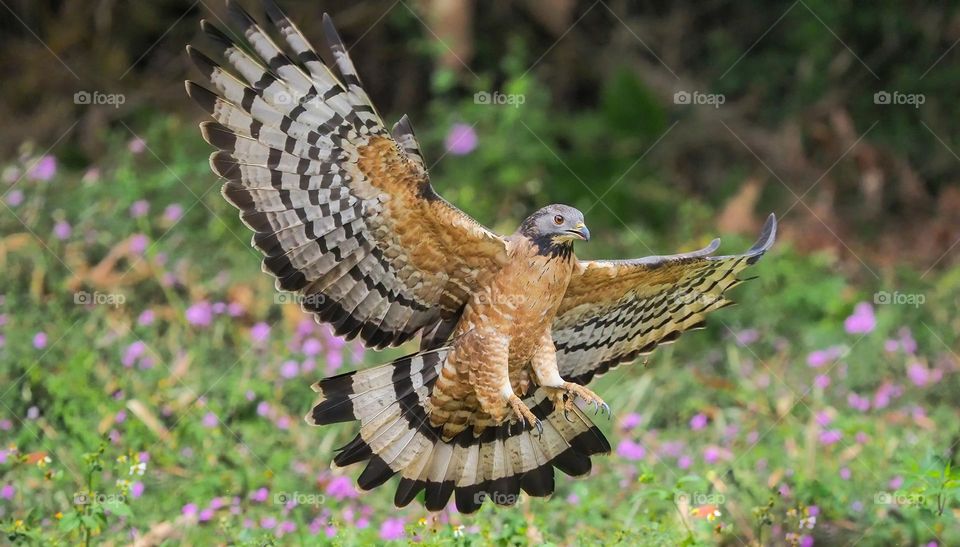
[601,402,611,417]
[563,409,576,423]
[534,419,544,436]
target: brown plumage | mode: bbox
[186,0,777,514]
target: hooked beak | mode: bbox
[566,222,590,241]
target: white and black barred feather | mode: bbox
[306,348,610,514]
[187,0,508,350]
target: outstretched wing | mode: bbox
[553,214,777,384]
[186,0,507,349]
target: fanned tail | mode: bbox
[306,348,610,513]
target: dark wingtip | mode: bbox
[185,81,217,113]
[747,212,777,257]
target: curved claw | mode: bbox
[600,402,611,418]
[591,400,600,415]
[562,409,577,423]
[534,419,544,436]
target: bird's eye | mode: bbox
[553,215,564,225]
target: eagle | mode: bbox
[186,0,776,514]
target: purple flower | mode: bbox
[844,302,876,334]
[280,360,299,379]
[29,155,57,181]
[839,467,851,480]
[379,517,405,541]
[278,521,296,535]
[185,301,213,327]
[884,339,899,352]
[325,475,358,500]
[819,430,842,445]
[122,341,147,368]
[199,508,214,522]
[616,439,645,460]
[907,362,930,387]
[703,446,721,464]
[677,455,692,469]
[129,234,149,255]
[33,331,48,349]
[619,412,642,431]
[202,412,218,428]
[302,338,322,356]
[129,200,150,218]
[250,322,271,344]
[444,123,478,155]
[260,516,277,529]
[814,411,832,427]
[131,482,144,498]
[182,503,198,516]
[163,203,184,222]
[256,401,271,417]
[889,475,904,489]
[1,484,14,500]
[808,505,820,516]
[689,413,708,431]
[733,328,759,346]
[250,487,269,503]
[899,328,917,354]
[855,431,870,444]
[800,535,814,547]
[6,189,24,207]
[115,410,127,424]
[813,374,830,389]
[847,393,870,412]
[137,310,155,326]
[128,137,146,154]
[53,220,71,240]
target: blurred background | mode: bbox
[1,0,959,544]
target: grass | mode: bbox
[1,119,959,545]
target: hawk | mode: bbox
[186,0,777,513]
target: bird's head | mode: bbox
[518,204,590,256]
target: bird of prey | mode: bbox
[186,0,777,513]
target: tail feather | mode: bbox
[306,348,610,513]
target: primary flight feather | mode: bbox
[186,0,776,514]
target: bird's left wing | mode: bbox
[186,1,508,349]
[553,214,776,384]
